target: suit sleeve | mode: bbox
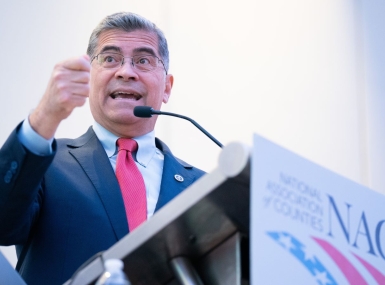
[0,123,56,245]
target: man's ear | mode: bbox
[163,74,174,103]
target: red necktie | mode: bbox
[116,138,147,231]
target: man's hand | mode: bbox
[29,55,91,139]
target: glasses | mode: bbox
[91,52,167,74]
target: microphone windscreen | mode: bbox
[134,106,153,118]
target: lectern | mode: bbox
[65,142,251,285]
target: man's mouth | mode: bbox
[110,91,142,100]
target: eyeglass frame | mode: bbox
[90,52,168,75]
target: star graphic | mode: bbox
[302,246,314,262]
[278,234,293,250]
[314,269,331,285]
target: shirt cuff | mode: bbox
[18,118,54,155]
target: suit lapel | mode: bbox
[67,127,129,240]
[65,131,201,236]
[154,138,198,211]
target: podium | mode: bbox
[65,142,251,285]
[0,250,27,285]
[66,134,385,284]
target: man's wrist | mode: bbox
[17,117,54,156]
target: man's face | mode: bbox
[89,29,173,137]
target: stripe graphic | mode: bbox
[352,252,385,284]
[312,237,367,285]
[267,231,338,285]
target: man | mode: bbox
[0,12,205,285]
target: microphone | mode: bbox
[134,106,223,148]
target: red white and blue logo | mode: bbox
[267,231,385,285]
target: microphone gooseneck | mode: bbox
[133,106,223,148]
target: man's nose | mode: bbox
[115,59,139,81]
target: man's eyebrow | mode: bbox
[99,46,122,54]
[133,47,157,57]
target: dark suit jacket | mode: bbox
[0,124,205,285]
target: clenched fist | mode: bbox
[29,55,91,139]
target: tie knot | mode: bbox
[117,138,138,152]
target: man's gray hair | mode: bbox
[87,12,170,72]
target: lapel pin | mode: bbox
[174,174,184,182]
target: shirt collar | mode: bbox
[92,121,157,167]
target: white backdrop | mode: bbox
[1,0,384,269]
